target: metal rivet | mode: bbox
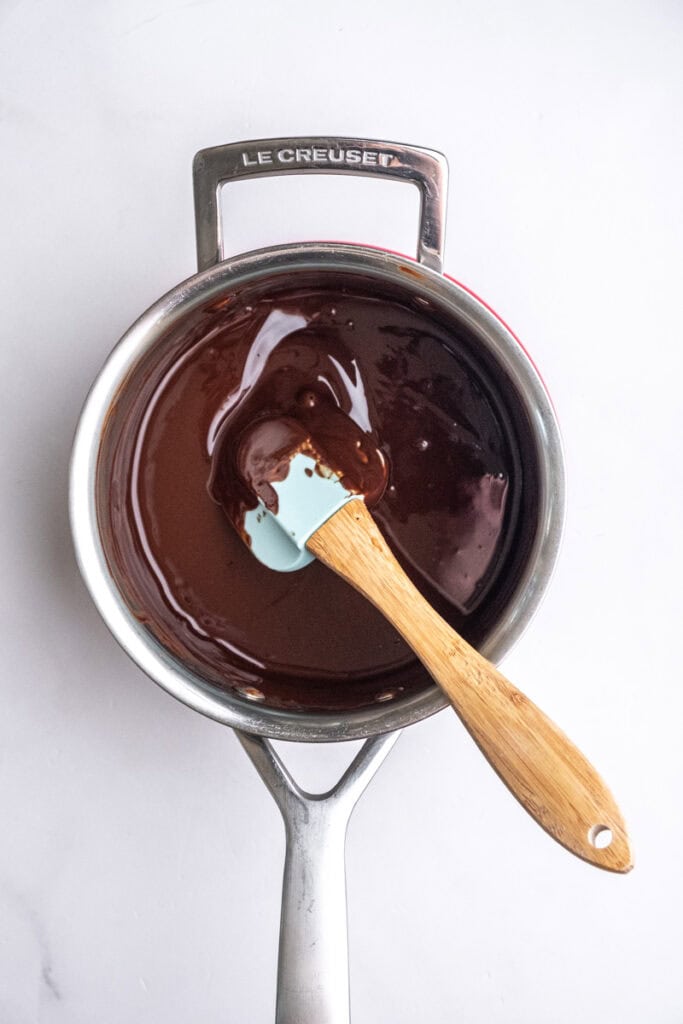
[237,686,266,702]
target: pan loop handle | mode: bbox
[236,730,400,1024]
[193,136,448,273]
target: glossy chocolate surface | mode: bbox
[212,389,388,533]
[97,272,539,711]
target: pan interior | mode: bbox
[94,264,542,720]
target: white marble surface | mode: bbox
[2,1,683,1020]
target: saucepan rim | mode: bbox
[69,241,565,742]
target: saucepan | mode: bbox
[69,137,565,1023]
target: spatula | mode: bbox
[237,446,633,873]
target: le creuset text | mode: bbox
[241,147,393,169]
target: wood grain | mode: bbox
[307,500,632,873]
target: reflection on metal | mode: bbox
[193,135,448,273]
[237,730,400,1024]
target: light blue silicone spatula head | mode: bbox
[243,451,362,572]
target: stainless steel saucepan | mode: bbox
[70,137,565,1023]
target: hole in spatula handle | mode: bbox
[588,824,613,849]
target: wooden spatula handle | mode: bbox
[307,501,632,873]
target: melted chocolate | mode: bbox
[98,273,538,711]
[211,388,388,533]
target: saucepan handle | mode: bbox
[193,136,448,272]
[236,730,400,1024]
